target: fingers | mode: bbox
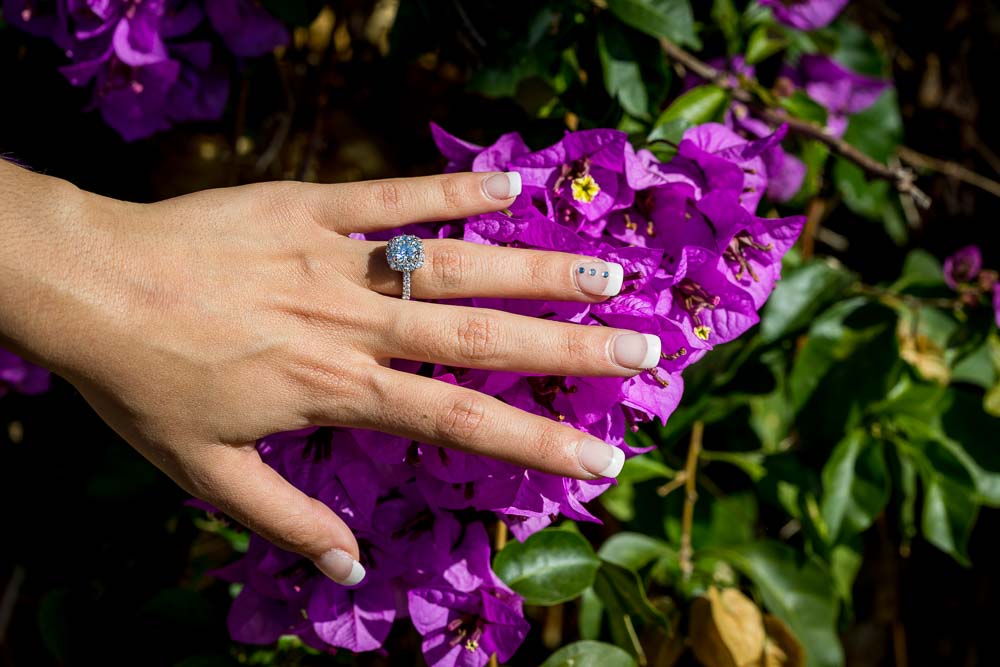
[189,445,365,586]
[348,238,625,301]
[378,301,661,377]
[355,369,625,480]
[303,172,522,234]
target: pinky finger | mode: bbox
[186,445,365,586]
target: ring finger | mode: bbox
[347,238,626,301]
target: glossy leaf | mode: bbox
[540,640,637,667]
[820,430,889,542]
[598,20,650,120]
[654,84,730,127]
[493,529,601,605]
[761,260,856,343]
[605,0,699,48]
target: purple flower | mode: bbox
[944,245,983,290]
[0,349,50,397]
[511,129,634,233]
[308,576,396,652]
[781,55,890,137]
[408,524,529,667]
[4,0,287,140]
[758,0,849,31]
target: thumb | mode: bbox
[191,444,365,586]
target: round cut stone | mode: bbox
[386,235,425,272]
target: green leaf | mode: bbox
[921,473,978,566]
[493,529,601,605]
[820,430,889,542]
[37,589,72,662]
[605,0,700,48]
[598,533,677,571]
[788,297,899,417]
[830,541,863,604]
[746,24,788,64]
[780,90,829,124]
[598,20,650,120]
[541,640,637,667]
[711,0,742,54]
[592,561,671,655]
[578,587,604,640]
[718,542,844,667]
[655,85,730,127]
[833,90,905,240]
[761,260,856,343]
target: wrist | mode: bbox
[0,161,123,376]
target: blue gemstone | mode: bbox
[578,267,586,273]
[386,235,425,272]
[602,271,609,278]
[589,268,597,276]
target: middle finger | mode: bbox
[379,300,662,377]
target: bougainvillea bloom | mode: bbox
[758,0,849,31]
[944,245,983,290]
[0,349,50,397]
[779,55,890,137]
[3,0,287,140]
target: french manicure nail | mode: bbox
[575,261,624,297]
[578,439,625,478]
[315,549,366,586]
[484,171,522,200]
[613,333,662,370]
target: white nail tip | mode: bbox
[599,447,626,479]
[601,262,624,296]
[342,559,366,586]
[505,171,522,197]
[639,334,662,370]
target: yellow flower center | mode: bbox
[571,175,600,203]
[694,326,712,341]
[465,639,479,652]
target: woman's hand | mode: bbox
[0,162,660,585]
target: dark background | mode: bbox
[2,1,1000,664]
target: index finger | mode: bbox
[304,172,521,234]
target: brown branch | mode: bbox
[898,145,1000,199]
[658,37,932,209]
[679,421,703,582]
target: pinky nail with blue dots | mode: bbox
[574,261,624,297]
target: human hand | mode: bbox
[1,165,661,585]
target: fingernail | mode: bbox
[612,333,661,370]
[484,171,521,200]
[315,549,366,586]
[575,261,624,296]
[578,439,625,478]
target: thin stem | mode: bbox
[898,145,1000,199]
[657,37,932,209]
[679,421,703,582]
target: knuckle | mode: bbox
[455,314,502,361]
[268,500,328,555]
[525,252,554,286]
[437,393,488,442]
[563,326,592,362]
[535,425,569,464]
[438,176,464,211]
[431,244,466,291]
[373,180,401,213]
